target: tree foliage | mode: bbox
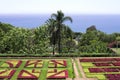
[0,11,119,55]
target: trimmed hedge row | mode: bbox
[0,53,117,57]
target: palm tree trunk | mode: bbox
[58,24,61,54]
[53,45,55,55]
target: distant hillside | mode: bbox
[0,22,15,33]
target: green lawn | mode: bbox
[111,48,120,55]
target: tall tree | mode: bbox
[51,10,72,53]
[46,19,58,55]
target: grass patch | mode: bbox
[11,61,26,80]
[83,68,89,73]
[81,62,94,67]
[86,74,106,80]
[66,59,74,78]
[39,60,48,80]
[0,61,5,66]
[112,48,120,55]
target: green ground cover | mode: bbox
[0,59,74,80]
[66,59,74,78]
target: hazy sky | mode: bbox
[0,0,120,14]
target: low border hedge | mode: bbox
[0,52,118,57]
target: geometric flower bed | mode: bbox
[47,59,69,79]
[0,60,22,68]
[24,60,43,68]
[80,58,120,80]
[18,69,41,80]
[0,59,72,80]
[47,69,68,79]
[48,60,67,68]
[0,69,16,79]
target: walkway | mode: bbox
[67,58,98,80]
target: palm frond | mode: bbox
[62,16,73,23]
[51,13,57,19]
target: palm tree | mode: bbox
[51,10,72,53]
[46,19,58,55]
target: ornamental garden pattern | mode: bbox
[0,58,120,80]
[0,59,71,80]
[80,58,120,80]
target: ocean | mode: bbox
[0,14,120,34]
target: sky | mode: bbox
[0,0,120,14]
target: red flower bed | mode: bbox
[80,59,95,62]
[80,58,114,62]
[89,68,119,73]
[105,74,120,80]
[94,58,114,62]
[89,68,104,73]
[112,62,120,66]
[103,68,119,72]
[114,58,120,61]
[94,63,111,66]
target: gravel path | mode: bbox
[67,58,98,80]
[72,58,80,78]
[76,58,86,78]
[74,58,98,80]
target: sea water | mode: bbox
[0,14,120,34]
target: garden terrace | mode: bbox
[79,57,120,80]
[0,59,74,80]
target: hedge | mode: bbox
[0,52,118,57]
